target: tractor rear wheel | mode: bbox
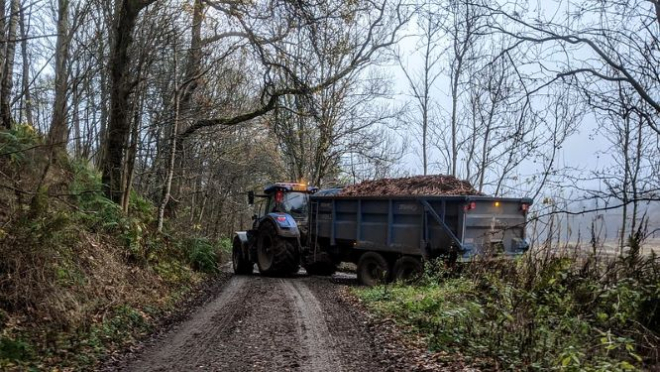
[392,256,423,283]
[256,222,299,276]
[357,252,390,286]
[232,238,253,275]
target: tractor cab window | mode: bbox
[256,198,267,217]
[267,191,308,218]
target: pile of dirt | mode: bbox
[339,175,482,197]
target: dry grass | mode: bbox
[0,133,210,369]
[0,214,204,353]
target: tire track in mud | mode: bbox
[115,274,387,372]
[281,279,343,372]
[124,276,249,371]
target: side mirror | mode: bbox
[247,191,255,205]
[251,214,258,221]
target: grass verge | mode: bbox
[355,247,660,371]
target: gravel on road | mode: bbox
[101,271,474,372]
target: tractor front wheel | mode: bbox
[232,238,253,275]
[256,222,299,276]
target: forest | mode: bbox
[0,0,659,370]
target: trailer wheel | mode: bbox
[256,222,299,276]
[392,256,423,283]
[357,252,390,286]
[232,238,253,275]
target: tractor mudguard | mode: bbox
[234,231,249,246]
[234,231,250,255]
[263,213,300,238]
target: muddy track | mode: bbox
[108,273,387,372]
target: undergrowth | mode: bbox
[356,245,660,371]
[0,127,231,370]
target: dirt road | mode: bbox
[108,272,389,372]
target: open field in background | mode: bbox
[527,239,660,257]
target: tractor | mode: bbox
[232,183,334,276]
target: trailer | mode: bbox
[306,194,532,285]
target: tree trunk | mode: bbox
[101,0,155,204]
[72,67,81,157]
[157,93,180,232]
[620,115,630,253]
[630,116,643,235]
[121,103,141,213]
[19,5,33,126]
[169,0,204,216]
[450,54,462,177]
[47,0,71,154]
[421,30,430,176]
[1,0,20,129]
[0,2,6,98]
[96,33,109,165]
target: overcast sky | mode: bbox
[382,6,659,242]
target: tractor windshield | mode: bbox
[270,191,308,218]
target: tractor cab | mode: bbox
[249,183,318,222]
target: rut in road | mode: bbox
[281,279,342,372]
[117,274,383,372]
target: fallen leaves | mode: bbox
[340,287,484,372]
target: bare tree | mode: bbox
[480,0,660,135]
[397,2,443,175]
[19,2,33,126]
[47,0,71,154]
[101,0,157,203]
[1,0,19,129]
[443,0,485,176]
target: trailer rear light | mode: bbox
[464,202,477,211]
[521,203,529,212]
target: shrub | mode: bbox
[0,124,41,164]
[0,337,33,364]
[129,191,156,225]
[357,247,660,371]
[184,238,221,274]
[219,237,232,257]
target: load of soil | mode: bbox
[339,175,481,197]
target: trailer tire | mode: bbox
[256,222,299,276]
[392,256,423,283]
[357,252,390,286]
[232,238,253,275]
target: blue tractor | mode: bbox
[232,183,326,276]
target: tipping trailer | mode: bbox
[306,193,532,285]
[232,182,533,286]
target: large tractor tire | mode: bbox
[256,222,300,276]
[232,238,253,275]
[357,252,390,286]
[304,261,337,276]
[392,256,423,283]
